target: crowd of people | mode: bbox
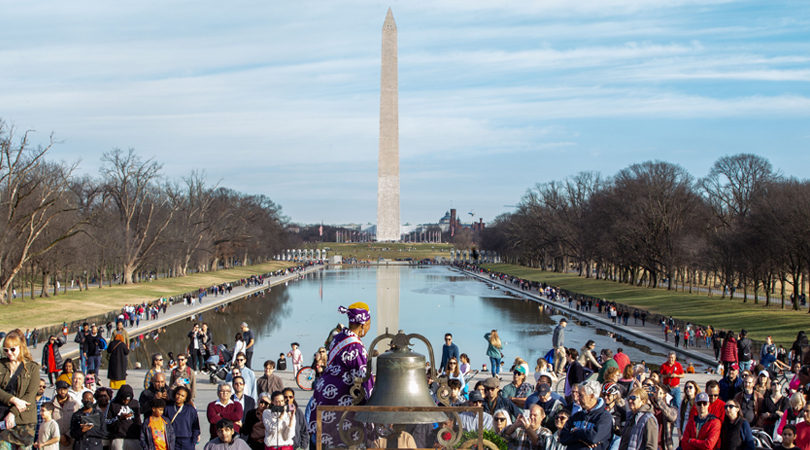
[5,263,810,450]
[0,324,310,450]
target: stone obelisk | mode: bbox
[376,8,400,242]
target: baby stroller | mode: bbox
[207,344,233,384]
[751,427,773,450]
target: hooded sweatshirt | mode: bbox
[560,398,614,450]
[107,385,142,440]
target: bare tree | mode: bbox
[0,121,84,304]
[99,148,175,284]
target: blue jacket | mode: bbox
[719,376,743,402]
[559,398,613,450]
[440,343,460,371]
[163,403,200,441]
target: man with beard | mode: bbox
[35,378,51,439]
[50,381,78,450]
[69,391,104,450]
[93,388,113,449]
[107,385,142,450]
[139,373,169,422]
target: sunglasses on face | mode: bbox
[237,359,246,362]
[495,418,506,422]
[260,401,271,406]
[2,347,19,354]
[555,417,568,422]
[627,396,638,401]
[708,394,719,398]
[284,395,294,399]
[725,405,738,410]
[697,402,709,407]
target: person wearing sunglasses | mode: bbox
[619,387,657,450]
[240,392,271,450]
[481,377,522,420]
[689,380,727,424]
[281,388,309,450]
[492,409,512,435]
[719,400,756,450]
[440,334,459,373]
[547,412,570,450]
[226,353,257,402]
[681,392,721,450]
[1,329,40,448]
[502,366,533,408]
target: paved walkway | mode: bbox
[30,265,325,363]
[456,267,721,368]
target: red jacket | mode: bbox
[690,400,726,424]
[681,414,721,450]
[721,338,738,363]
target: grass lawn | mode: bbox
[305,242,452,262]
[0,261,294,331]
[482,263,810,345]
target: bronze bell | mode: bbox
[354,330,449,425]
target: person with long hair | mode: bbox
[40,336,65,388]
[56,359,74,386]
[459,354,471,376]
[719,400,755,450]
[791,332,808,366]
[232,333,246,365]
[0,329,42,449]
[721,330,739,375]
[107,334,130,390]
[680,381,701,433]
[578,340,602,372]
[760,379,787,436]
[305,302,375,447]
[444,357,467,392]
[485,330,504,378]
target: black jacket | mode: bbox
[41,336,66,372]
[106,340,129,381]
[70,407,105,450]
[107,385,142,440]
[139,385,168,421]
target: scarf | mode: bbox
[627,411,656,450]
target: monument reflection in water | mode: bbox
[123,266,670,370]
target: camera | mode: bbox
[270,405,285,413]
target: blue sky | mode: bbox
[1,0,808,226]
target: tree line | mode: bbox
[479,153,810,310]
[0,120,289,304]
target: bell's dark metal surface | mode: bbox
[354,329,450,424]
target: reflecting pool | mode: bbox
[125,265,673,371]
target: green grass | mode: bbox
[481,263,810,345]
[306,242,452,262]
[0,261,294,331]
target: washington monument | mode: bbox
[376,8,400,242]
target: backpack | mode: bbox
[739,339,752,361]
[99,336,108,350]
